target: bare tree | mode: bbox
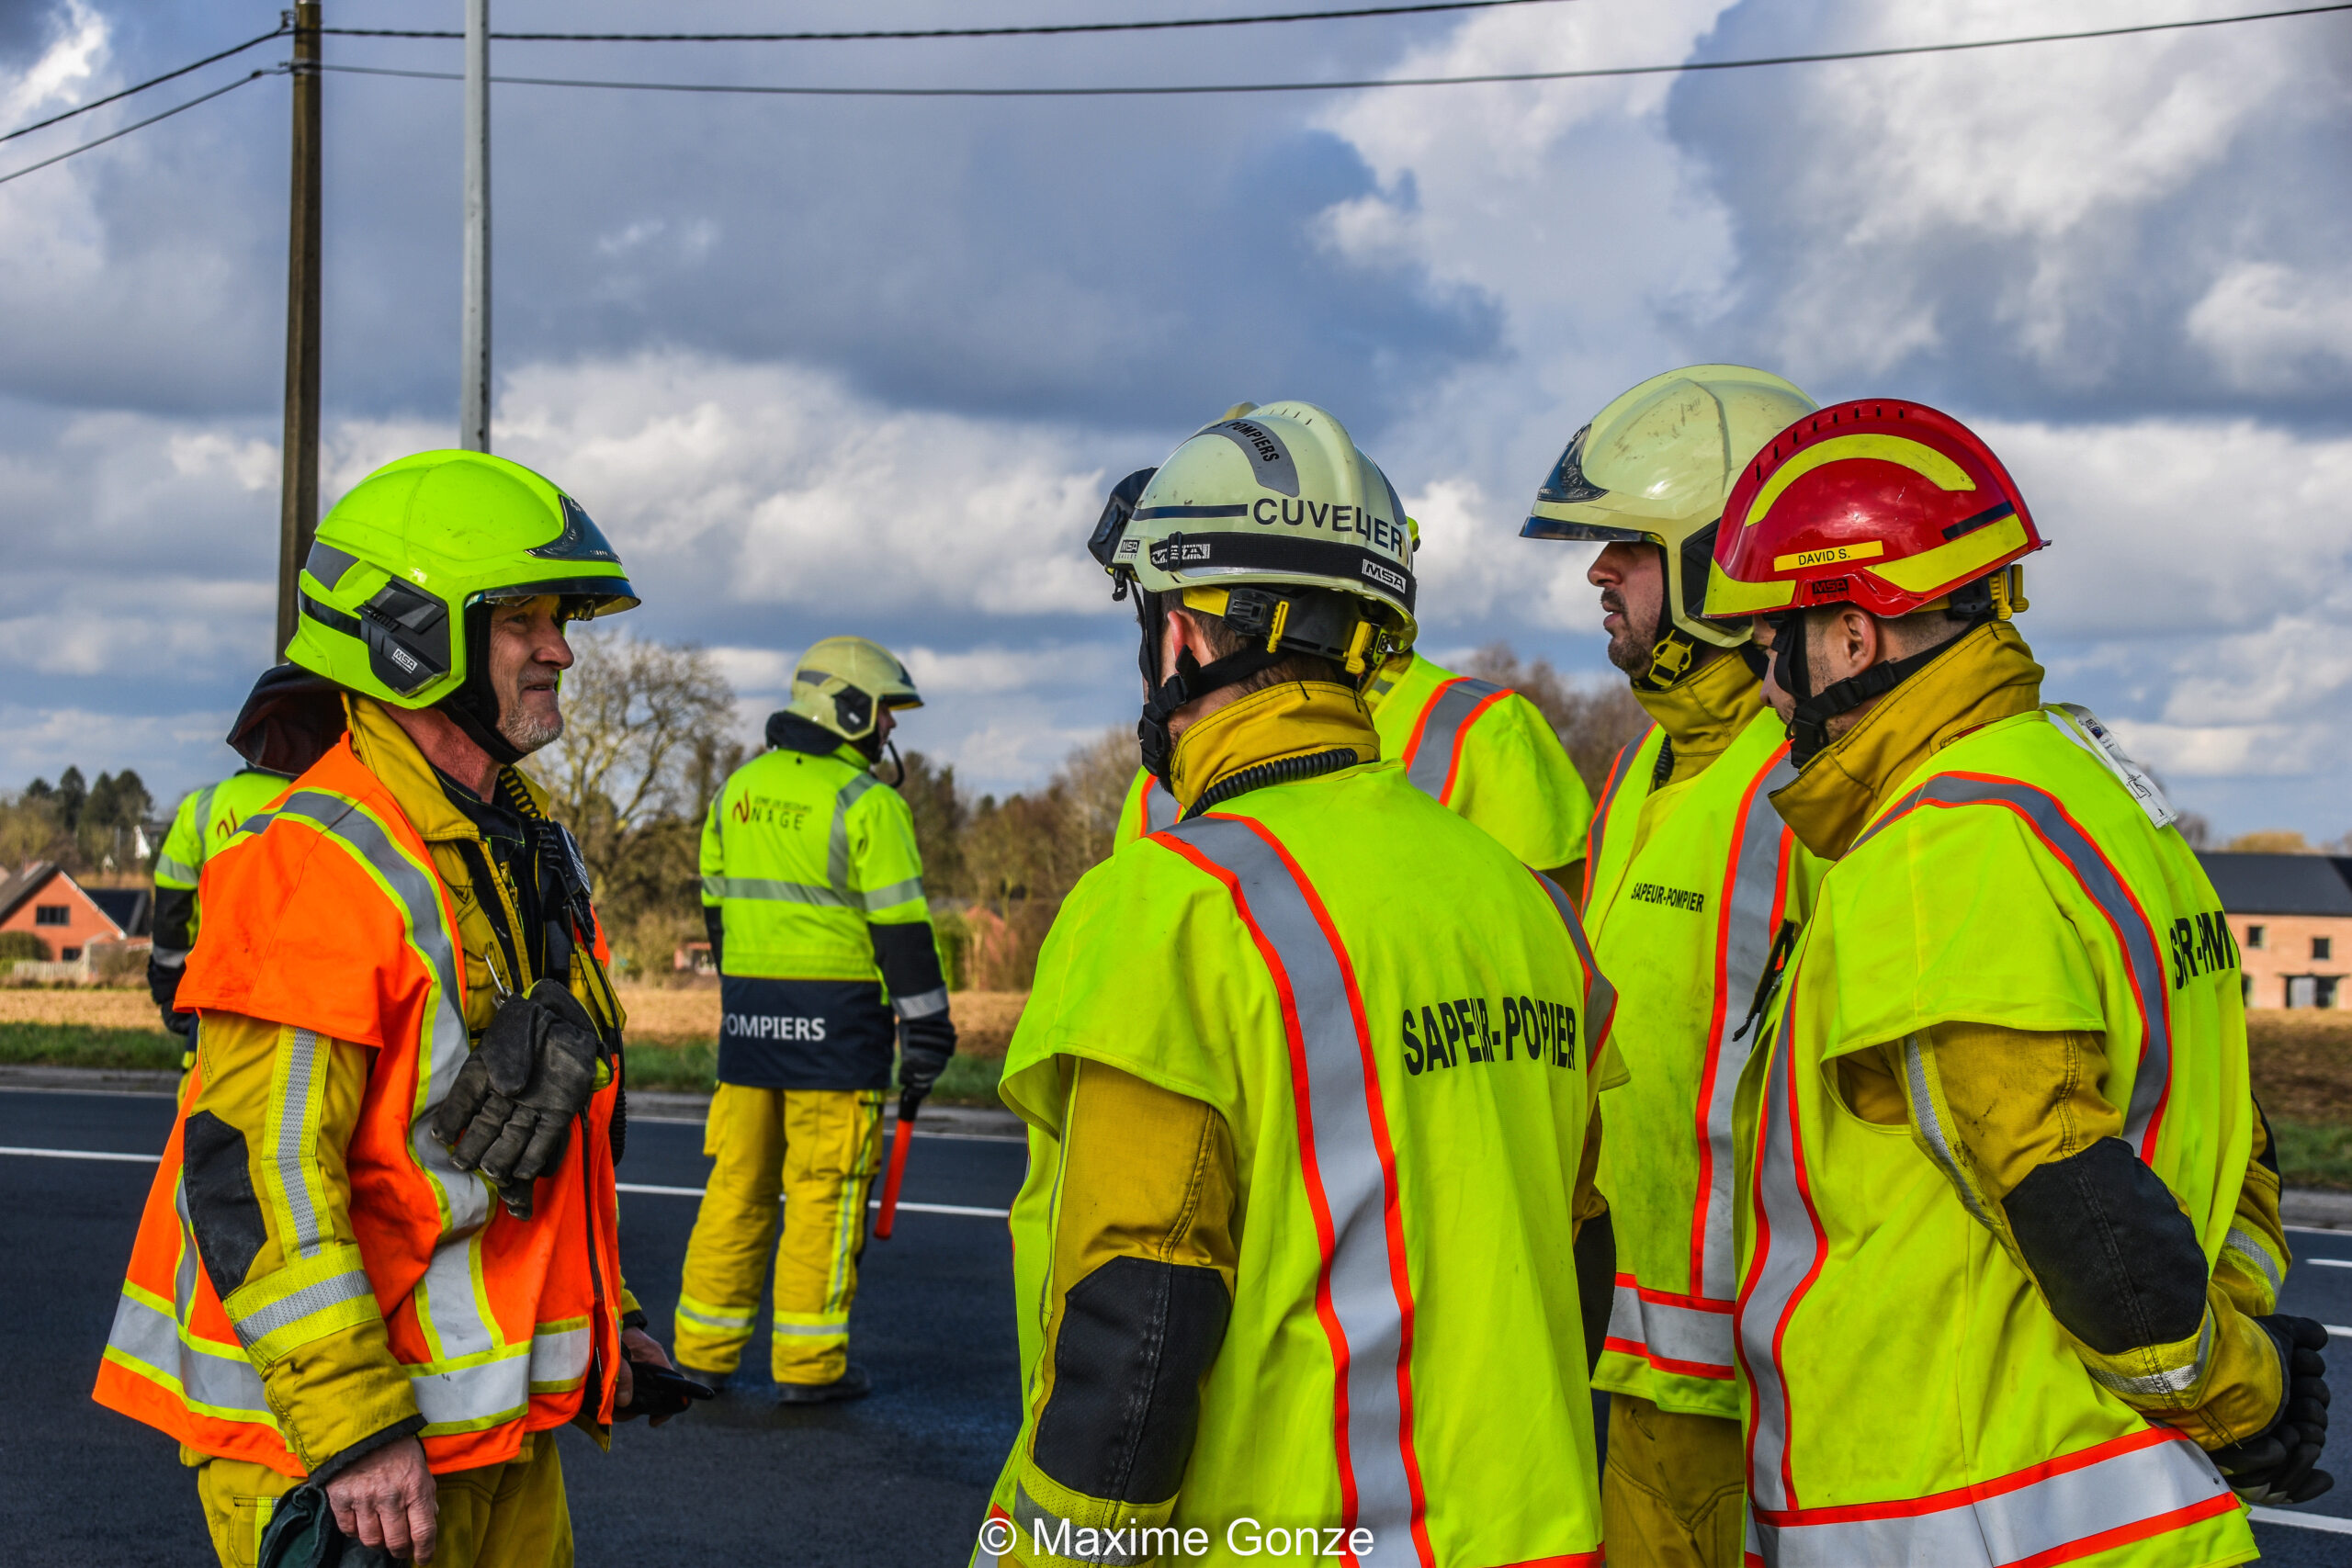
[1460,641,1651,795]
[527,628,737,972]
[1056,727,1140,871]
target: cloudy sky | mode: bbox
[2,0,2347,838]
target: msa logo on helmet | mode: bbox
[1810,577,1849,599]
[1114,538,1141,559]
[1361,559,1408,595]
[1149,538,1214,568]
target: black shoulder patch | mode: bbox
[1033,1256,1232,1505]
[2004,1136,2207,1356]
[183,1111,269,1304]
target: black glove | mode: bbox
[160,1006,197,1042]
[615,1358,716,1424]
[2209,1314,2333,1506]
[432,979,604,1220]
[897,1014,957,1111]
[146,952,182,1011]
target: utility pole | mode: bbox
[275,2,322,658]
[460,0,491,452]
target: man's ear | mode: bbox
[1832,605,1879,678]
[1159,607,1204,684]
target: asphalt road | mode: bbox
[6,1087,2352,1564]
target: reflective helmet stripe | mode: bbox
[1157,814,1432,1562]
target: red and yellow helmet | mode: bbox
[1704,400,2045,621]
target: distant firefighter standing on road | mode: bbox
[94,450,697,1568]
[677,636,957,1403]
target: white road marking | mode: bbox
[0,1147,1012,1219]
[0,1145,157,1163]
[2305,1257,2352,1268]
[2251,1506,2352,1536]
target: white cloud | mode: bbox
[2187,263,2352,393]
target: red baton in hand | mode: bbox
[876,1096,917,1239]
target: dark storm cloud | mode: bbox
[1,1,1506,432]
[1662,0,2352,430]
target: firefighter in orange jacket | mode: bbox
[92,452,701,1566]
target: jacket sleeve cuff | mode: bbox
[309,1414,427,1486]
[2149,1290,2288,1449]
[1006,1464,1178,1568]
[255,1316,421,1473]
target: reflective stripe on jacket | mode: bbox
[1735,710,2254,1567]
[700,741,927,982]
[1113,767,1182,845]
[1369,651,1591,871]
[990,758,1618,1565]
[93,734,626,1478]
[1581,708,1822,1416]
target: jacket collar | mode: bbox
[1167,680,1380,814]
[1631,650,1765,769]
[1769,621,2045,861]
[344,694,553,845]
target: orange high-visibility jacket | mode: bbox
[92,734,625,1478]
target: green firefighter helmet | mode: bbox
[786,636,922,745]
[286,449,638,706]
[1107,400,1416,678]
[1521,365,1816,653]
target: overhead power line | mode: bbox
[305,3,2352,100]
[321,0,1574,45]
[0,68,276,188]
[0,24,286,147]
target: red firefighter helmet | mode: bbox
[1704,400,2045,621]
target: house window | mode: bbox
[2321,976,2343,1010]
[34,904,69,926]
[58,946,81,962]
[2318,936,2335,962]
[2245,924,2267,950]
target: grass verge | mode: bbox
[2272,1118,2352,1192]
[0,1021,180,1071]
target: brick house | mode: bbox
[2197,852,2352,1010]
[0,861,153,965]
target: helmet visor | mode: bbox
[1521,423,1651,542]
[1088,467,1158,575]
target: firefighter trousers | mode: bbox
[673,1084,887,1384]
[1601,1393,1746,1568]
[188,1431,570,1568]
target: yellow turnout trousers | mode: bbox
[675,1084,886,1384]
[1602,1393,1745,1568]
[188,1431,571,1568]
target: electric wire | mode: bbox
[319,0,1574,44]
[303,3,2352,100]
[0,23,286,147]
[0,67,276,188]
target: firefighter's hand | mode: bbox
[897,1015,956,1111]
[2211,1315,2334,1506]
[326,1435,437,1562]
[434,981,603,1218]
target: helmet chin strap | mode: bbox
[1133,590,1282,785]
[436,604,527,769]
[1776,604,1989,767]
